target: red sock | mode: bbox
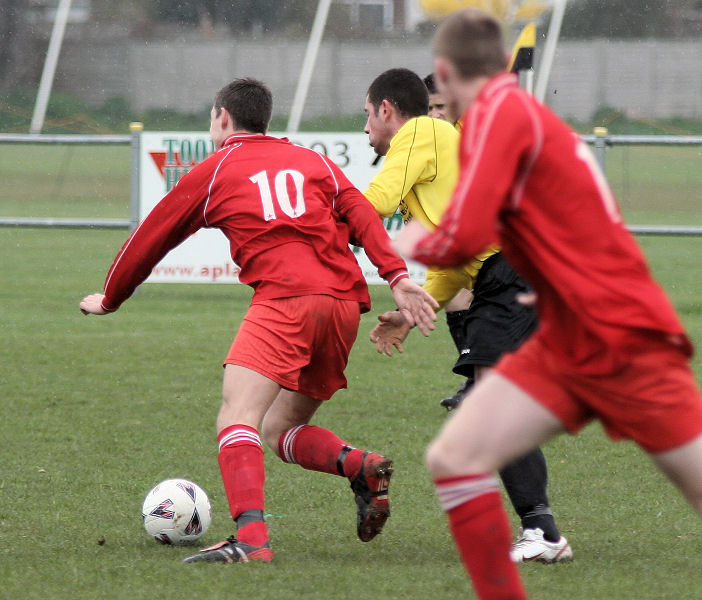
[278,424,363,478]
[435,474,527,600]
[218,424,269,545]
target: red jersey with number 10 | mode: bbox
[101,133,408,313]
[413,74,692,373]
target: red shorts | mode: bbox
[224,295,360,401]
[495,334,702,452]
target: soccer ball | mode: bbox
[142,478,212,545]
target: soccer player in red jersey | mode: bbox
[80,78,438,564]
[394,10,702,600]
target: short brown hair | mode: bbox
[214,78,272,134]
[433,10,507,79]
[367,68,429,118]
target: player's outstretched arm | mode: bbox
[392,219,431,262]
[369,310,412,356]
[80,293,110,315]
[390,278,438,337]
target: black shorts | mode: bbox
[452,253,538,378]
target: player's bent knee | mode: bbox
[259,422,284,457]
[425,441,447,476]
[425,440,482,478]
[426,438,486,478]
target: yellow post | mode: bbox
[593,126,608,170]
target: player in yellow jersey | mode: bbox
[363,68,493,317]
[364,68,572,563]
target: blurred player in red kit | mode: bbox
[394,10,702,600]
[80,78,438,564]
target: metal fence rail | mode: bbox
[0,124,142,230]
[0,134,130,144]
[0,129,700,235]
[582,134,702,146]
[628,225,702,236]
[0,217,132,229]
[584,130,702,236]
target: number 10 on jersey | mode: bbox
[249,169,307,221]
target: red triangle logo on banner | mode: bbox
[149,151,197,180]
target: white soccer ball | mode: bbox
[142,478,212,545]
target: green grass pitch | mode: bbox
[1,144,702,599]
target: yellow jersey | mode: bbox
[364,116,497,306]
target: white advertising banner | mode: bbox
[139,131,426,284]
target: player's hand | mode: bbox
[369,311,411,356]
[80,293,109,315]
[516,291,537,306]
[392,219,430,260]
[390,278,438,336]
